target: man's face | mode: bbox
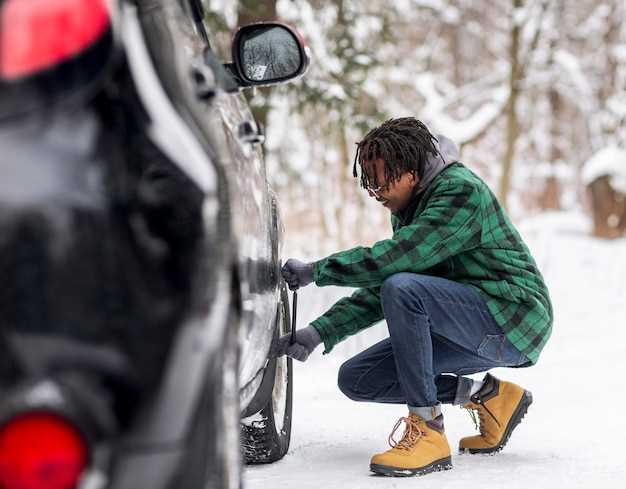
[362,158,419,213]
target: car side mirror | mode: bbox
[229,22,310,88]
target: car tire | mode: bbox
[241,283,293,464]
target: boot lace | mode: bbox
[464,401,501,434]
[466,406,481,432]
[387,416,423,450]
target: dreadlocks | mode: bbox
[353,117,441,190]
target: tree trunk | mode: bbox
[538,7,563,211]
[336,124,352,248]
[498,0,522,210]
[589,177,625,239]
[237,0,277,26]
[444,0,463,87]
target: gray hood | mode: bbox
[394,134,461,224]
[414,133,460,196]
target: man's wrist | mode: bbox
[309,260,321,284]
[309,318,334,355]
[301,324,322,349]
[304,262,315,285]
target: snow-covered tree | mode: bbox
[204,0,626,252]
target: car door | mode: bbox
[210,89,279,389]
[155,0,281,390]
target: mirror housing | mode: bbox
[229,22,310,88]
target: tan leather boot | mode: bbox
[459,373,533,454]
[370,413,452,477]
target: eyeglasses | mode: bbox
[364,181,390,199]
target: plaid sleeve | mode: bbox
[310,286,383,354]
[312,180,483,288]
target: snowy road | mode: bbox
[245,212,626,489]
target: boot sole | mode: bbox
[370,457,453,477]
[459,389,533,455]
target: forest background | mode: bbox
[204,0,626,256]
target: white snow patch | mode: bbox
[241,411,267,428]
[607,94,626,119]
[532,162,575,179]
[245,211,626,489]
[613,43,626,62]
[581,146,626,193]
[554,49,593,101]
[512,6,528,27]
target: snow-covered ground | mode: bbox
[245,211,626,489]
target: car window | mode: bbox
[200,1,233,61]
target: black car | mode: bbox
[0,1,309,488]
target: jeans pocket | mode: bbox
[477,334,506,361]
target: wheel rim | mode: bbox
[272,297,289,434]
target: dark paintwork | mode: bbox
[0,0,300,487]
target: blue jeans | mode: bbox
[337,273,528,409]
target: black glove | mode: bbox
[275,325,322,362]
[281,258,314,290]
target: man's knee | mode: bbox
[337,359,361,401]
[381,272,428,313]
[381,272,421,299]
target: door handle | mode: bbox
[190,62,216,100]
[238,121,265,145]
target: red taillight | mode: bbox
[0,413,88,489]
[0,0,111,80]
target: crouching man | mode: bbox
[278,117,553,477]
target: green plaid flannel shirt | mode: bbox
[310,162,553,364]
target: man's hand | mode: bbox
[281,258,314,290]
[275,325,322,362]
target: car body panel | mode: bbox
[0,0,298,486]
[214,92,278,390]
[135,0,281,400]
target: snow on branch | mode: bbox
[582,146,626,193]
[553,49,594,109]
[414,73,509,144]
